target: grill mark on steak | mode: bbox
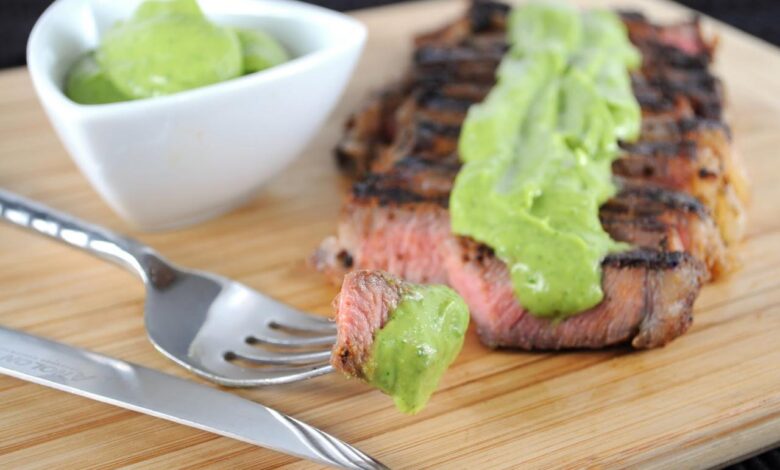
[353,175,451,208]
[614,180,708,217]
[414,44,507,66]
[353,157,458,207]
[416,89,478,114]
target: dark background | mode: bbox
[1,0,779,467]
[2,0,780,68]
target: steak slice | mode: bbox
[620,11,715,60]
[603,181,729,278]
[330,270,405,378]
[312,165,455,284]
[414,0,509,48]
[637,117,748,245]
[315,193,706,349]
[335,84,407,178]
[315,160,726,279]
[613,139,745,249]
[616,139,718,195]
[314,200,451,286]
[446,238,703,349]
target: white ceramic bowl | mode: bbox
[28,0,366,230]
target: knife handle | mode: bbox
[0,188,157,282]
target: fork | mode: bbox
[0,188,337,387]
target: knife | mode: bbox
[0,326,388,470]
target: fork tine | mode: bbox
[229,347,332,365]
[266,308,336,334]
[198,362,336,387]
[251,332,337,348]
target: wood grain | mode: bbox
[1,0,779,468]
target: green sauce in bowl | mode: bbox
[65,0,290,104]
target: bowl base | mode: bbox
[129,196,253,232]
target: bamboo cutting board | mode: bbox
[1,0,780,468]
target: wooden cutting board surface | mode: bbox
[1,0,780,468]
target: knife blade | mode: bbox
[0,326,388,470]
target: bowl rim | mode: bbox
[27,0,367,119]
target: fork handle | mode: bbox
[0,188,155,282]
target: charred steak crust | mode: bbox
[614,182,708,217]
[319,1,744,350]
[605,249,689,269]
[353,172,452,208]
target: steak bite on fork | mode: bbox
[330,270,469,413]
[331,270,405,379]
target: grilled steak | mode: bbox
[319,1,745,350]
[331,270,405,378]
[314,166,709,348]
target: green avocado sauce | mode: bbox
[363,284,470,414]
[65,0,290,104]
[451,2,640,318]
[65,53,129,105]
